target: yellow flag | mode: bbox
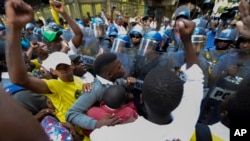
[50,0,60,24]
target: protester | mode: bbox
[83,85,138,136]
[5,1,90,140]
[66,52,136,131]
[69,54,95,83]
[90,17,204,141]
[42,1,83,54]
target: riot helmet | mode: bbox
[129,24,144,37]
[129,24,144,46]
[0,24,6,37]
[192,27,207,53]
[76,19,84,27]
[214,28,237,50]
[0,24,5,31]
[192,18,207,29]
[111,34,130,53]
[108,28,118,45]
[159,29,172,52]
[174,5,190,20]
[33,27,42,41]
[25,23,35,30]
[108,24,118,38]
[91,17,106,38]
[138,31,162,56]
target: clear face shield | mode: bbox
[111,38,130,53]
[191,35,207,53]
[137,38,160,56]
[80,28,100,57]
[91,23,106,38]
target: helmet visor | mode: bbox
[91,23,106,37]
[111,39,129,53]
[137,38,160,56]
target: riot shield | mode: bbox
[199,48,250,124]
[133,50,174,117]
[135,37,174,80]
[110,46,145,116]
[80,27,100,57]
[110,38,130,53]
[137,38,160,57]
[99,36,113,53]
[134,51,173,80]
[110,46,138,78]
[91,23,106,38]
[78,28,101,72]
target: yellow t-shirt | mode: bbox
[43,76,83,122]
[190,131,224,141]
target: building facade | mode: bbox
[1,0,229,26]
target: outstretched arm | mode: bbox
[5,0,50,94]
[110,6,115,24]
[51,0,83,48]
[176,18,198,68]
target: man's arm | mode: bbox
[110,6,115,24]
[176,18,198,68]
[0,87,49,141]
[51,1,83,48]
[5,0,51,94]
[173,18,204,140]
[66,90,101,130]
[66,82,120,129]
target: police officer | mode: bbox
[132,31,170,117]
[199,29,243,125]
[25,23,39,42]
[129,24,144,49]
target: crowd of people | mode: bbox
[1,0,250,140]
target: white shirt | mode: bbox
[150,21,157,29]
[80,72,95,83]
[67,40,81,55]
[159,25,171,33]
[96,75,114,85]
[90,64,204,141]
[114,23,127,35]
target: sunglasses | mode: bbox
[109,35,116,38]
[131,35,141,39]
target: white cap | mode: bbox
[42,52,71,71]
